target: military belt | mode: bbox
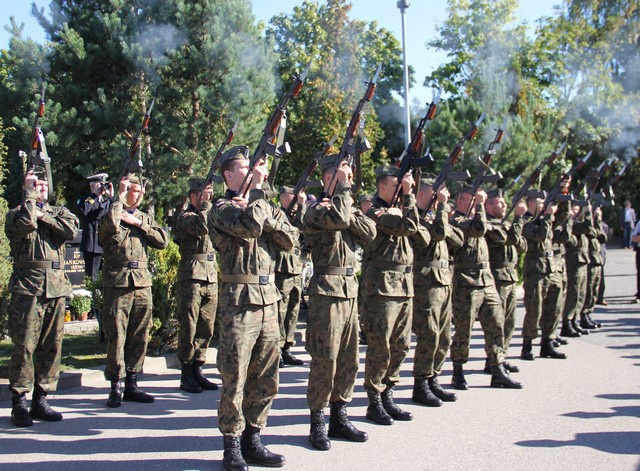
[184,253,216,261]
[313,266,355,276]
[414,260,450,269]
[220,274,275,285]
[455,261,490,270]
[109,261,148,269]
[369,261,413,273]
[15,260,63,269]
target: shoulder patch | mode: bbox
[372,208,384,219]
[85,197,95,204]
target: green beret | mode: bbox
[218,145,250,167]
[486,188,504,199]
[320,154,349,172]
[419,173,437,187]
[375,165,399,179]
[127,174,146,186]
[279,185,295,195]
[188,177,207,193]
[358,194,373,203]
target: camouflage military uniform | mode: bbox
[98,194,169,382]
[562,208,592,326]
[583,211,607,316]
[410,202,462,379]
[209,188,297,436]
[304,181,376,410]
[548,203,572,340]
[5,189,79,395]
[362,193,419,393]
[449,205,506,367]
[485,213,526,353]
[173,201,218,367]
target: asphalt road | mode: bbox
[0,247,638,470]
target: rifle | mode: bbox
[205,118,240,186]
[464,121,507,216]
[573,158,613,208]
[390,90,441,207]
[118,98,155,195]
[285,135,338,216]
[327,64,382,197]
[599,163,627,207]
[27,82,54,201]
[239,61,311,197]
[501,143,566,222]
[420,112,486,215]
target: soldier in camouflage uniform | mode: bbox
[581,206,607,329]
[303,154,376,450]
[275,185,306,367]
[5,169,79,427]
[362,165,419,425]
[208,146,297,471]
[449,186,522,390]
[98,175,169,408]
[357,194,373,346]
[483,189,527,372]
[172,177,219,394]
[409,176,462,407]
[562,203,592,337]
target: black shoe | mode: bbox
[412,378,442,407]
[359,330,368,345]
[555,336,569,346]
[521,338,534,361]
[451,363,468,390]
[309,410,331,450]
[11,392,33,427]
[561,319,581,338]
[281,349,304,366]
[580,313,597,330]
[503,362,520,373]
[328,401,368,442]
[483,359,491,374]
[30,386,63,421]
[428,375,457,402]
[107,381,122,408]
[241,425,286,467]
[223,435,248,471]
[366,391,394,425]
[586,313,602,328]
[192,361,218,390]
[490,364,523,389]
[180,363,203,394]
[381,386,413,421]
[572,318,589,335]
[540,338,567,359]
[123,371,155,403]
[278,355,285,368]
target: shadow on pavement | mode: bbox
[516,431,640,455]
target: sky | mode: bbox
[1,0,561,106]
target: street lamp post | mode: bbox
[397,0,411,147]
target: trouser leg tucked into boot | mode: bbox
[412,377,442,407]
[223,434,248,471]
[180,362,202,394]
[561,318,581,337]
[11,391,33,427]
[585,312,602,328]
[381,385,413,421]
[240,425,286,467]
[451,363,468,390]
[30,385,62,422]
[365,390,393,425]
[123,371,154,403]
[428,375,457,402]
[580,312,597,330]
[540,338,567,359]
[328,401,368,442]
[520,338,534,361]
[572,318,589,335]
[490,364,523,389]
[107,380,122,408]
[192,361,218,390]
[309,410,331,450]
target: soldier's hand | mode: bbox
[436,187,449,204]
[24,171,37,191]
[119,179,130,195]
[200,186,213,203]
[105,182,115,198]
[232,196,248,210]
[297,190,307,206]
[545,203,557,215]
[121,212,142,227]
[514,199,527,217]
[401,173,414,194]
[336,165,353,184]
[251,158,268,188]
[36,210,45,220]
[387,207,403,217]
[317,197,332,209]
[475,189,487,205]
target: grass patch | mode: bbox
[0,331,107,377]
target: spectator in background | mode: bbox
[620,200,636,249]
[631,221,640,303]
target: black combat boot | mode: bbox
[192,361,218,390]
[240,425,286,467]
[107,380,122,408]
[223,434,248,471]
[381,385,413,421]
[328,401,368,442]
[451,363,468,390]
[365,390,393,425]
[504,362,520,373]
[123,371,155,403]
[580,312,597,330]
[11,391,33,427]
[572,317,589,335]
[412,378,442,407]
[490,364,523,389]
[30,385,63,421]
[309,410,331,450]
[180,362,203,394]
[483,359,491,374]
[281,347,303,366]
[561,318,581,337]
[553,336,568,346]
[428,375,457,402]
[540,338,567,359]
[585,312,602,328]
[520,338,535,361]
